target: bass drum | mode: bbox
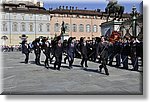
[109,31,120,43]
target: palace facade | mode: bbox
[0,0,130,45]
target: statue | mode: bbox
[61,21,66,35]
[105,0,124,21]
[60,21,66,41]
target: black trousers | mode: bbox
[131,56,138,71]
[25,53,29,64]
[64,56,68,63]
[54,55,62,70]
[50,55,54,63]
[116,53,121,66]
[91,51,97,62]
[68,55,74,67]
[109,52,115,65]
[121,55,128,69]
[44,53,50,67]
[99,57,109,75]
[35,53,41,65]
[81,54,88,67]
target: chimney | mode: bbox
[66,6,68,9]
[72,6,74,10]
[76,7,78,10]
[49,8,53,11]
[97,9,101,12]
[59,6,61,9]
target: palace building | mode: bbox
[0,0,130,45]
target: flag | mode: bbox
[105,28,111,38]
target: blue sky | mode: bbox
[41,0,143,13]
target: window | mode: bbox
[54,23,60,32]
[21,22,26,31]
[40,15,42,20]
[39,23,43,32]
[93,25,98,33]
[2,22,7,31]
[86,24,91,33]
[29,14,33,20]
[12,22,18,32]
[47,16,50,21]
[2,15,5,20]
[72,24,77,32]
[22,15,25,20]
[29,23,33,32]
[79,24,84,32]
[65,23,70,32]
[14,16,16,19]
[46,23,50,32]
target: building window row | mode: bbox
[1,22,50,32]
[54,23,98,33]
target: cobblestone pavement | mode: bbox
[1,52,143,95]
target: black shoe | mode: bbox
[124,67,128,70]
[64,60,66,64]
[69,66,73,69]
[106,73,109,76]
[99,65,103,73]
[50,60,52,64]
[80,63,84,67]
[108,63,112,66]
[57,68,60,71]
[37,62,41,65]
[85,65,88,67]
[131,68,138,71]
[115,64,120,67]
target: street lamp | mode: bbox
[131,5,138,37]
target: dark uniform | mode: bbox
[32,38,41,65]
[41,38,51,68]
[137,41,143,66]
[54,37,63,70]
[121,40,130,69]
[87,41,93,61]
[90,40,97,62]
[114,40,122,67]
[108,42,114,66]
[63,40,68,64]
[50,40,55,63]
[75,41,81,58]
[97,40,109,75]
[130,39,138,71]
[80,38,88,68]
[21,40,30,64]
[67,38,76,69]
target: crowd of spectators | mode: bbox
[0,45,22,52]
